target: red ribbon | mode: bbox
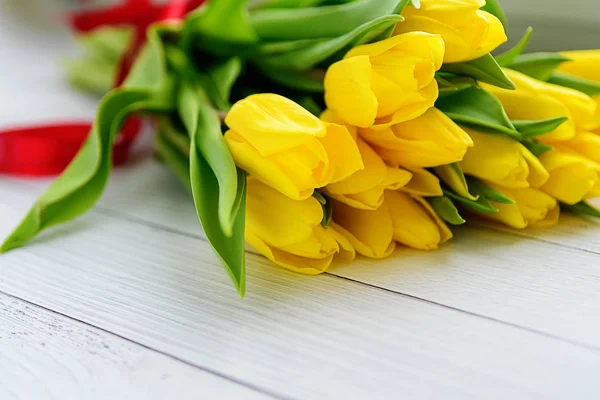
[0,118,141,177]
[0,0,204,177]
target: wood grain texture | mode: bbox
[1,177,600,399]
[10,161,600,348]
[0,292,268,400]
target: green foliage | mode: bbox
[442,53,516,90]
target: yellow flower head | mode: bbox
[224,94,363,200]
[394,0,507,63]
[332,190,452,257]
[557,50,600,129]
[324,138,413,210]
[475,184,559,229]
[245,178,355,275]
[459,128,549,189]
[538,149,600,205]
[324,32,444,128]
[483,69,598,141]
[360,107,474,168]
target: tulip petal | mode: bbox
[332,200,395,259]
[401,167,444,197]
[225,93,327,156]
[324,55,378,128]
[386,191,448,250]
[246,231,334,275]
[319,123,364,184]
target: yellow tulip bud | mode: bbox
[332,199,396,259]
[474,183,559,229]
[460,128,549,189]
[555,131,600,165]
[325,138,412,210]
[332,190,452,255]
[360,108,473,168]
[538,149,600,205]
[324,32,444,128]
[386,191,453,250]
[484,69,597,140]
[401,167,444,197]
[225,94,363,200]
[394,0,507,63]
[557,50,600,129]
[245,178,355,275]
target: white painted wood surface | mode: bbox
[3,2,600,399]
[0,292,268,400]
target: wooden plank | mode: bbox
[0,183,599,399]
[0,292,269,400]
[9,160,599,348]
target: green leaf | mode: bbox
[258,65,325,92]
[155,119,192,190]
[548,72,600,97]
[313,191,327,205]
[258,14,403,71]
[466,178,515,205]
[203,57,243,111]
[495,26,533,67]
[436,86,519,138]
[512,117,569,139]
[436,74,477,97]
[562,201,600,218]
[178,83,239,236]
[250,0,404,40]
[321,198,333,228]
[442,53,516,90]
[185,0,258,55]
[1,26,176,254]
[434,163,478,201]
[480,0,507,27]
[444,190,498,214]
[177,83,246,295]
[427,197,466,225]
[508,52,571,81]
[522,139,553,157]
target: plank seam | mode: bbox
[91,206,600,353]
[0,289,291,400]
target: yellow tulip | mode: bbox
[360,107,473,168]
[332,199,396,259]
[483,69,597,140]
[325,138,413,210]
[554,131,600,165]
[332,190,452,256]
[557,50,600,129]
[224,94,363,200]
[473,184,559,229]
[400,167,444,197]
[394,0,507,63]
[459,128,549,189]
[538,149,600,205]
[324,32,444,128]
[245,178,355,275]
[385,190,453,250]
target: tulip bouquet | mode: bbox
[3,0,600,295]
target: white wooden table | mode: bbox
[2,3,600,399]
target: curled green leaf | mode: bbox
[495,26,533,67]
[427,197,466,225]
[436,86,519,138]
[548,72,600,97]
[442,53,516,90]
[508,52,571,82]
[1,26,176,253]
[466,178,515,205]
[258,14,403,71]
[250,0,403,40]
[512,117,569,139]
[444,190,499,214]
